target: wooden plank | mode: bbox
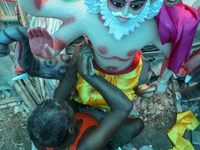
[0,96,22,105]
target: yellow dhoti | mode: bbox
[74,59,142,110]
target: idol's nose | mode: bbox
[121,4,129,16]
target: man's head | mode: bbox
[107,0,148,23]
[27,99,76,148]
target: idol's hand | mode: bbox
[135,84,155,98]
[149,77,168,94]
[28,27,60,59]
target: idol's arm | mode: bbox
[152,56,173,94]
[151,35,174,94]
[19,0,84,58]
[19,0,80,20]
[28,18,84,59]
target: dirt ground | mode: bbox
[0,106,31,150]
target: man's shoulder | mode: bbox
[76,126,96,150]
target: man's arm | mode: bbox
[53,40,87,101]
[76,50,133,150]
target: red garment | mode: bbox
[93,50,142,75]
[69,112,99,150]
[155,2,200,73]
[47,112,99,150]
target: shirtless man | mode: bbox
[27,41,144,150]
[18,0,200,108]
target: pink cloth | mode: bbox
[155,2,200,74]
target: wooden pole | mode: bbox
[13,82,35,111]
[24,78,42,104]
[35,77,44,102]
[17,0,29,28]
[0,96,22,105]
[16,80,37,108]
[0,15,18,22]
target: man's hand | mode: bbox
[135,84,155,98]
[76,41,94,77]
[72,36,93,60]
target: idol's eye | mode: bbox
[110,0,124,7]
[130,4,143,10]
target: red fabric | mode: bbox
[14,66,26,74]
[47,112,99,150]
[155,2,200,73]
[93,50,142,75]
[69,112,99,150]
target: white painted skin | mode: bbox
[20,0,173,93]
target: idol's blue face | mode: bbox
[107,0,147,23]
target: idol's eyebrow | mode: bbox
[116,0,128,3]
[130,0,146,3]
[117,0,146,3]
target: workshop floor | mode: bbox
[0,84,200,150]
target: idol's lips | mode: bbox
[95,50,131,62]
[120,16,127,19]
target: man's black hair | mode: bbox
[27,99,70,147]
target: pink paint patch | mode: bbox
[14,66,26,74]
[44,46,52,59]
[94,48,131,62]
[127,49,138,56]
[97,46,108,55]
[120,16,127,19]
[98,14,109,30]
[106,66,118,72]
[98,14,105,25]
[61,17,75,27]
[53,38,67,50]
[34,0,48,11]
[128,1,130,3]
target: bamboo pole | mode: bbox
[0,1,41,111]
[13,82,35,111]
[16,80,37,107]
[0,15,18,22]
[0,96,22,105]
[8,54,38,109]
[24,78,42,104]
[35,77,44,101]
[17,0,29,28]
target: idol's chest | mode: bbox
[88,31,149,58]
[85,19,154,55]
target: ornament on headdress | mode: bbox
[164,0,182,7]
